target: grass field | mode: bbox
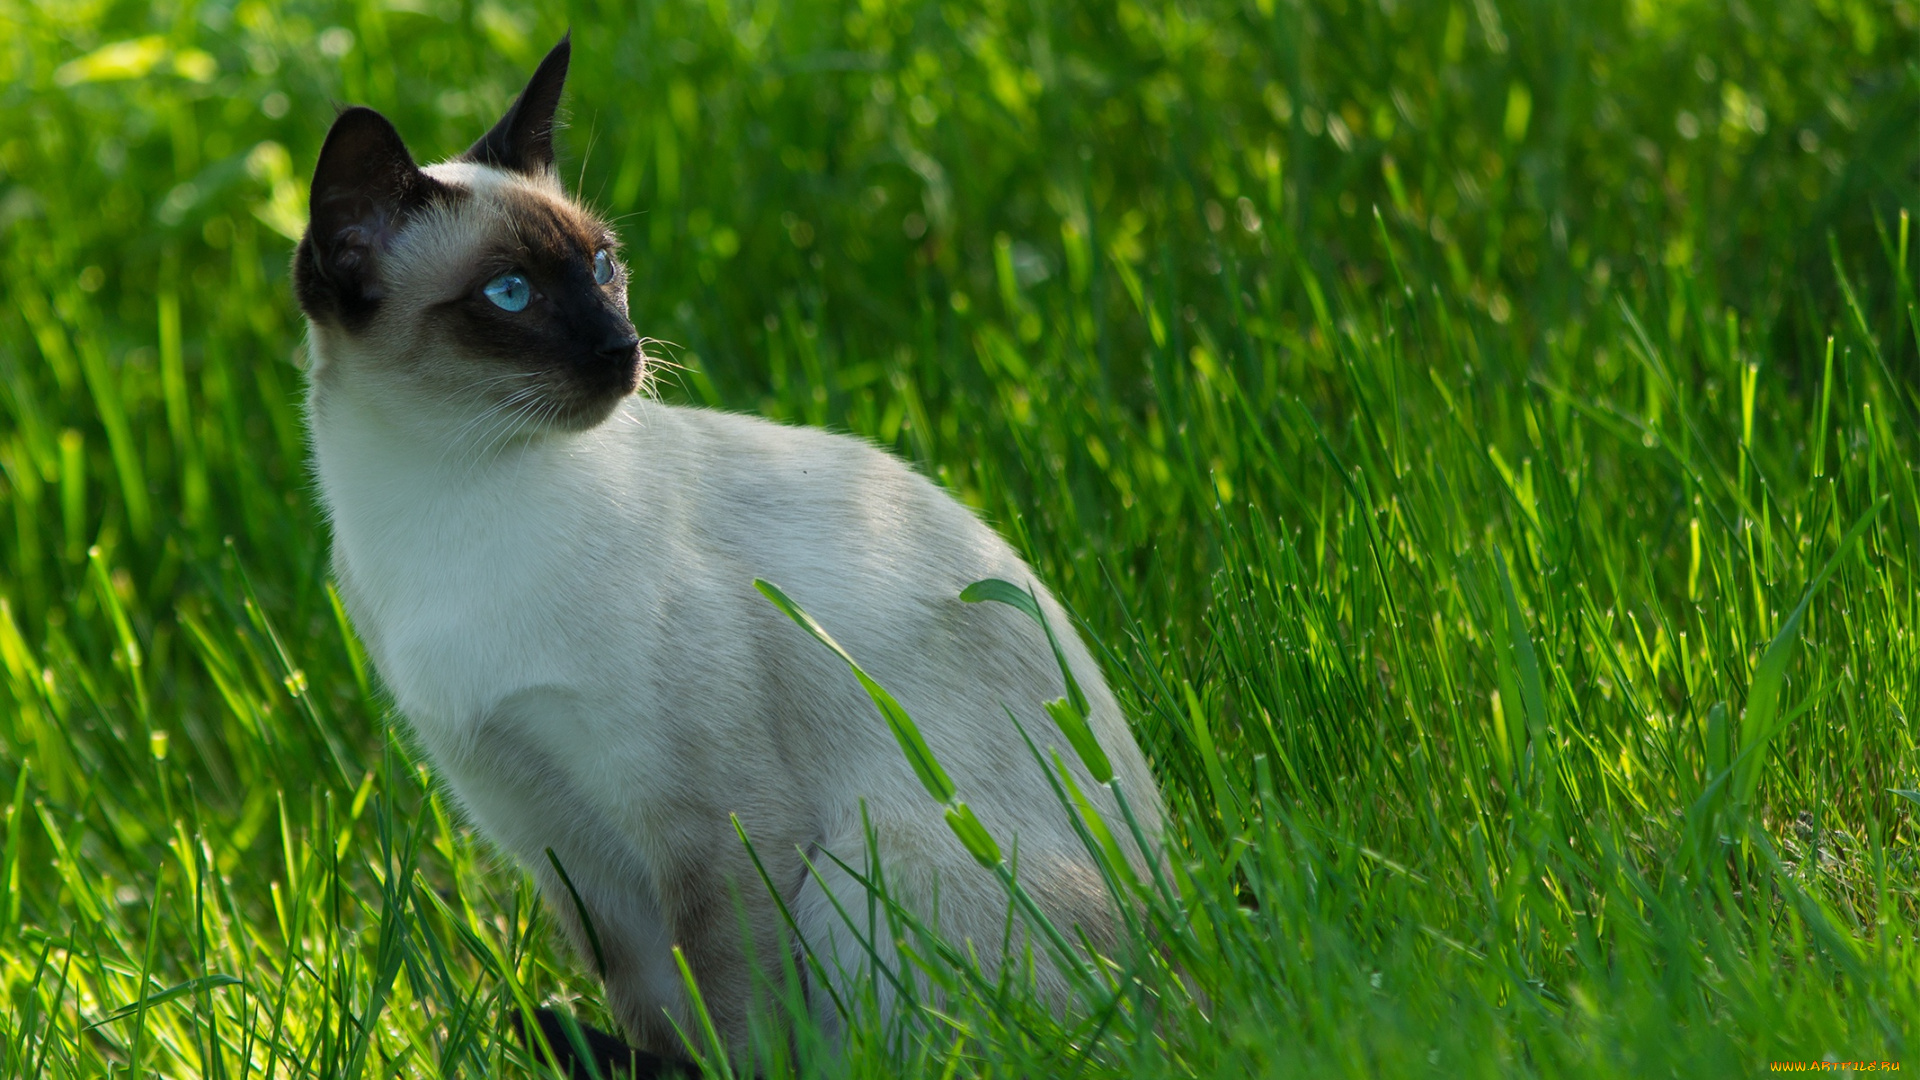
[2,0,1918,1075]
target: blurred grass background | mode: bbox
[1,0,1917,1075]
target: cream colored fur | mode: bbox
[305,159,1164,1055]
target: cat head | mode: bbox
[294,35,643,436]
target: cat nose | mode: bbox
[596,334,639,362]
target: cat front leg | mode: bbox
[531,851,689,1055]
[640,815,810,1063]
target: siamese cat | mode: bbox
[296,34,1163,1074]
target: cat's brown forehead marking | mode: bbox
[498,186,610,263]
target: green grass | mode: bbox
[3,0,1918,1075]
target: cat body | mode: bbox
[297,36,1162,1060]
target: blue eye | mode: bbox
[593,249,617,286]
[483,272,531,312]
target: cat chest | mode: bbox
[333,503,654,736]
[336,524,695,863]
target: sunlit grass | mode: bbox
[2,0,1916,1075]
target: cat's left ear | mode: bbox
[463,33,570,175]
[296,106,449,326]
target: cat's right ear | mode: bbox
[295,106,448,327]
[461,34,570,175]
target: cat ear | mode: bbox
[463,33,571,175]
[297,106,447,323]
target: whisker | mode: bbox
[469,390,545,474]
[435,370,545,416]
[443,382,541,447]
[443,382,547,473]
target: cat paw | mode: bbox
[511,1006,692,1078]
